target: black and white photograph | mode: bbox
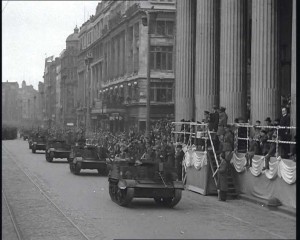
[2,0,296,239]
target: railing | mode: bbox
[233,123,296,158]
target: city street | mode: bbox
[2,139,296,240]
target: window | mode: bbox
[150,83,173,102]
[150,46,173,71]
[151,20,174,36]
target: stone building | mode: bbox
[61,26,80,127]
[77,0,176,132]
[2,81,20,125]
[18,80,39,127]
[43,56,58,128]
[175,0,296,127]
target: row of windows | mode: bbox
[150,20,174,36]
[150,46,173,71]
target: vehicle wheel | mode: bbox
[115,186,134,207]
[32,147,36,153]
[74,163,81,175]
[154,189,182,208]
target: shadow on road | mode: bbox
[49,160,69,164]
[73,172,108,177]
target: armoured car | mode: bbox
[45,139,71,162]
[108,158,184,207]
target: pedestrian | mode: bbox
[175,144,185,181]
[217,152,228,201]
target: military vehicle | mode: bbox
[69,144,108,175]
[45,139,71,162]
[108,158,184,207]
[31,135,47,153]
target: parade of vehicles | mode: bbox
[31,135,47,153]
[45,139,71,162]
[108,158,184,207]
[69,143,109,175]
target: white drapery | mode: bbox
[183,148,207,170]
[231,153,296,184]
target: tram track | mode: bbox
[2,189,23,240]
[2,145,91,240]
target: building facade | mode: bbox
[175,0,296,126]
[77,0,176,133]
[61,27,80,127]
[2,81,20,125]
[43,57,58,128]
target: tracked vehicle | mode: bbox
[108,158,184,207]
[69,144,108,175]
[45,139,71,162]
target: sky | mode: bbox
[2,1,99,90]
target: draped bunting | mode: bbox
[230,153,247,173]
[231,153,296,184]
[183,148,207,170]
[277,158,297,184]
[249,155,265,177]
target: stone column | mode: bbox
[291,0,296,129]
[175,0,196,121]
[251,0,280,124]
[195,0,220,121]
[220,0,247,123]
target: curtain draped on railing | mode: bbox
[231,153,296,184]
[183,146,207,170]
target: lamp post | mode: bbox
[85,53,93,133]
[142,11,156,138]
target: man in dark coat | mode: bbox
[175,144,185,181]
[217,107,228,136]
[279,107,291,158]
[217,153,228,201]
[210,105,219,132]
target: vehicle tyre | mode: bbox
[154,189,182,208]
[74,163,81,175]
[115,186,134,207]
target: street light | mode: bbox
[84,53,93,132]
[142,11,157,138]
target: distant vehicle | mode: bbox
[31,135,47,153]
[45,139,71,162]
[108,159,184,207]
[21,130,30,141]
[69,144,108,175]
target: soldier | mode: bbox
[217,152,228,201]
[210,105,219,132]
[217,106,228,137]
[245,136,261,167]
[175,144,185,181]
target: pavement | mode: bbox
[239,193,296,218]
